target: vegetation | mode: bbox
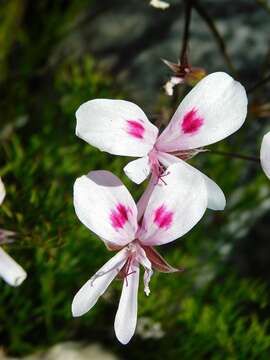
[1,1,270,359]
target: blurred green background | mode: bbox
[1,0,270,359]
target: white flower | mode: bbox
[260,131,270,179]
[72,165,207,344]
[75,72,248,212]
[0,177,27,287]
[0,177,5,205]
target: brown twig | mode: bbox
[256,0,270,15]
[247,73,270,94]
[180,0,193,64]
[193,0,237,76]
[209,149,260,163]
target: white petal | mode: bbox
[136,175,156,222]
[0,247,27,286]
[260,131,270,179]
[0,177,6,205]
[138,161,208,246]
[202,173,226,210]
[114,263,139,344]
[124,157,151,184]
[72,248,127,317]
[74,171,138,248]
[136,245,153,296]
[158,152,226,210]
[76,99,158,157]
[156,72,248,152]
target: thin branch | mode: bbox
[209,149,260,163]
[180,0,193,63]
[247,73,270,94]
[193,0,237,76]
[256,0,270,15]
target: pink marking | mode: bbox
[154,205,173,229]
[181,108,203,135]
[110,203,131,230]
[126,120,145,139]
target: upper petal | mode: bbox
[0,247,27,287]
[260,131,270,179]
[74,171,138,248]
[138,162,208,246]
[114,262,140,344]
[0,177,6,205]
[76,99,158,157]
[158,152,226,211]
[72,248,127,317]
[156,72,247,152]
[124,156,151,184]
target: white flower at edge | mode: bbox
[0,177,5,205]
[0,177,27,287]
[150,0,170,10]
[72,165,207,344]
[75,72,248,212]
[260,131,270,179]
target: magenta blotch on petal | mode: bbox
[181,108,203,135]
[153,205,173,229]
[110,204,132,230]
[126,120,145,139]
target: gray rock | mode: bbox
[1,342,119,360]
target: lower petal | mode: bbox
[136,244,153,296]
[0,247,27,287]
[158,152,226,211]
[143,268,153,296]
[124,156,151,184]
[114,263,140,344]
[72,249,127,317]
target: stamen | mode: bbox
[148,149,170,185]
[118,253,137,286]
[125,270,136,287]
[155,170,170,186]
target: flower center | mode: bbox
[118,242,138,285]
[148,148,169,184]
